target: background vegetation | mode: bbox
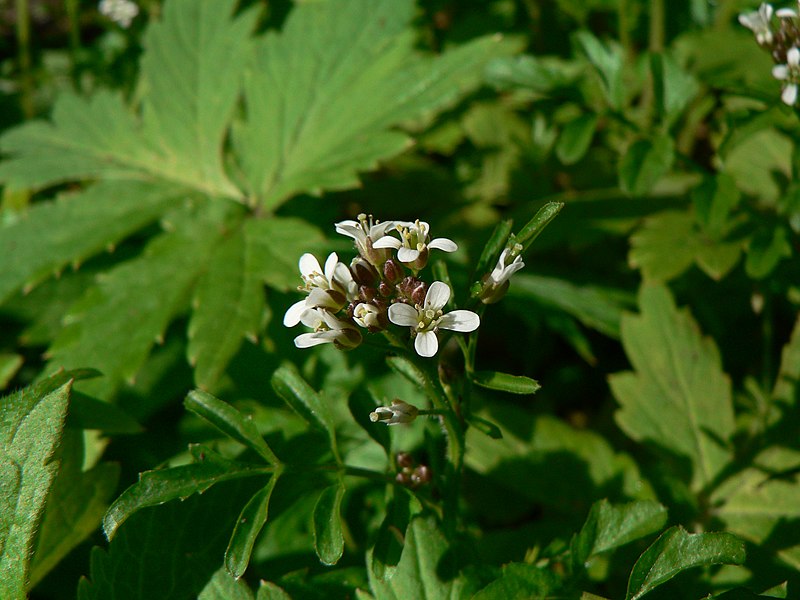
[1,0,800,598]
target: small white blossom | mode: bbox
[99,0,139,28]
[369,399,419,425]
[293,308,361,350]
[739,3,775,45]
[283,253,357,327]
[488,245,525,287]
[388,281,480,358]
[773,46,800,105]
[335,214,397,264]
[373,220,457,268]
[353,302,383,330]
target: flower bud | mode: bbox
[383,258,405,284]
[351,257,379,287]
[369,399,419,425]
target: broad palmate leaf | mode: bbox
[235,0,518,209]
[0,371,80,599]
[609,285,734,491]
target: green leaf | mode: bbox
[574,30,624,109]
[187,230,266,390]
[472,371,540,395]
[0,354,22,390]
[507,274,631,338]
[618,134,675,196]
[625,527,745,600]
[256,581,292,600]
[46,209,219,399]
[556,114,598,165]
[466,415,504,440]
[651,52,699,125]
[473,219,513,286]
[66,393,143,433]
[235,0,517,209]
[515,202,564,252]
[371,488,422,581]
[484,54,581,93]
[774,314,800,412]
[199,567,255,600]
[271,363,337,457]
[367,516,481,599]
[244,216,326,292]
[571,499,667,571]
[0,181,184,304]
[472,563,561,599]
[185,390,279,465]
[103,454,268,541]
[80,478,260,600]
[609,285,735,490]
[140,0,258,199]
[0,91,158,192]
[723,129,792,204]
[225,476,279,578]
[0,375,71,599]
[745,225,792,279]
[692,174,741,238]
[28,430,120,587]
[711,447,800,568]
[313,483,345,566]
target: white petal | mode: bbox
[334,221,361,240]
[299,253,322,278]
[300,307,325,328]
[773,65,789,80]
[388,302,420,327]
[760,3,774,21]
[283,299,309,327]
[438,310,480,332]
[428,238,458,253]
[777,8,798,17]
[373,236,402,249]
[307,287,338,310]
[415,331,439,357]
[396,247,420,263]
[294,332,334,348]
[789,47,800,67]
[783,83,798,105]
[425,281,450,310]
[324,252,339,280]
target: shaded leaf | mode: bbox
[625,527,745,600]
[313,483,345,566]
[472,371,540,395]
[271,363,337,458]
[256,581,292,600]
[66,393,143,433]
[0,181,184,304]
[515,202,564,252]
[610,285,734,490]
[472,563,561,599]
[225,476,279,578]
[103,453,269,541]
[618,134,675,196]
[556,114,598,165]
[371,488,422,581]
[575,30,624,109]
[0,354,22,390]
[236,0,517,209]
[745,225,792,280]
[185,390,279,465]
[0,376,72,599]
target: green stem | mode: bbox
[15,0,34,118]
[65,0,82,86]
[649,0,665,52]
[618,0,631,59]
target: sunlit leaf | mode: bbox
[610,285,734,490]
[625,527,745,600]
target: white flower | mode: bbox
[99,0,139,28]
[369,400,419,425]
[388,281,480,358]
[776,2,800,18]
[739,3,775,45]
[353,302,384,330]
[773,46,800,105]
[293,308,362,350]
[283,253,357,327]
[335,214,397,264]
[373,220,457,267]
[488,245,525,287]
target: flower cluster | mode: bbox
[284,214,480,357]
[98,0,139,28]
[739,2,800,105]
